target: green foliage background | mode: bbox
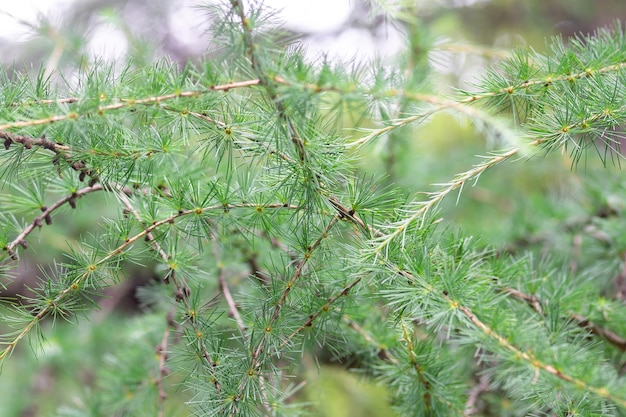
[1,1,626,416]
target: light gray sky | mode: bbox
[0,0,403,62]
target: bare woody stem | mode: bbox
[3,184,105,260]
[212,240,247,333]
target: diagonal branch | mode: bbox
[237,215,341,406]
[388,262,626,409]
[501,285,626,352]
[3,184,105,260]
[0,201,298,366]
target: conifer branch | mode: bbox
[373,144,527,256]
[502,285,626,352]
[353,176,626,411]
[280,276,363,348]
[2,5,626,415]
[3,183,104,260]
[249,215,340,361]
[384,263,626,409]
[0,79,261,131]
[0,201,298,365]
[459,61,626,104]
[115,188,172,280]
[400,321,433,412]
[457,304,626,408]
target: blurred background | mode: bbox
[1,0,626,416]
[2,0,624,74]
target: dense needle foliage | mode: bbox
[2,2,626,416]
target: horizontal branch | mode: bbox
[0,79,261,131]
[0,130,69,152]
[459,61,626,104]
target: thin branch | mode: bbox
[280,276,363,349]
[342,315,396,364]
[571,313,626,351]
[500,285,626,352]
[464,374,490,415]
[115,189,170,270]
[0,79,261,131]
[340,316,466,415]
[0,130,98,184]
[187,110,296,164]
[458,61,626,104]
[457,304,626,408]
[0,201,297,365]
[10,97,79,107]
[401,321,434,413]
[373,143,528,257]
[499,286,543,315]
[3,184,104,260]
[275,60,626,108]
[384,262,626,408]
[0,130,70,152]
[236,214,340,408]
[212,240,246,333]
[156,310,174,417]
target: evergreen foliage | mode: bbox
[2,2,626,416]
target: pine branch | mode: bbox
[501,285,626,352]
[389,262,626,409]
[372,144,526,256]
[247,215,340,372]
[0,79,261,131]
[401,321,434,413]
[0,201,298,366]
[3,183,105,260]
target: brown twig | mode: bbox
[0,130,98,185]
[0,79,262,132]
[464,374,490,415]
[500,285,626,352]
[156,310,175,417]
[212,240,246,333]
[3,184,105,260]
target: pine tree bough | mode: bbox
[1,2,626,416]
